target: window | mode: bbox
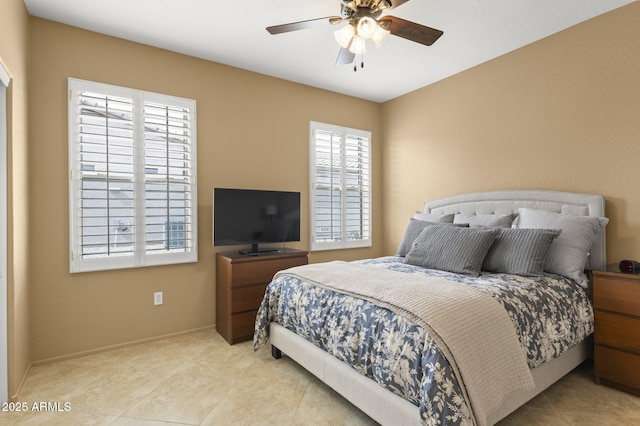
[309,121,371,251]
[68,78,197,273]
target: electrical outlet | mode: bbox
[154,291,163,306]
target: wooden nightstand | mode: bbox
[215,249,308,344]
[593,264,640,396]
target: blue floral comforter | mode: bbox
[253,256,593,425]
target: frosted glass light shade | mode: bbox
[334,24,355,48]
[372,26,390,47]
[356,16,377,39]
[349,36,366,54]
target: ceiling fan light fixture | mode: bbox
[334,24,355,48]
[356,16,377,39]
[372,25,390,47]
[349,36,366,54]
[266,0,445,69]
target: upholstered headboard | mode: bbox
[423,190,607,270]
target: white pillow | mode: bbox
[517,208,608,287]
[413,212,455,223]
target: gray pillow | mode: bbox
[396,219,468,257]
[454,213,518,228]
[517,208,609,287]
[405,226,499,276]
[482,228,561,278]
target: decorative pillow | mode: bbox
[396,219,468,257]
[405,226,499,276]
[482,228,561,278]
[454,213,518,228]
[413,212,455,223]
[517,208,609,287]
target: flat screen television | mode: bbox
[213,188,301,255]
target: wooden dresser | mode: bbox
[593,264,640,396]
[215,249,308,344]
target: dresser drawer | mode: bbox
[595,311,640,354]
[593,276,640,316]
[230,311,259,344]
[231,284,268,314]
[595,345,640,392]
[231,256,307,287]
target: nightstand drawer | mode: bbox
[593,276,640,316]
[595,311,640,354]
[595,345,640,391]
[231,257,307,287]
[231,284,268,313]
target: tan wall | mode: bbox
[0,0,32,400]
[28,19,383,362]
[381,3,640,263]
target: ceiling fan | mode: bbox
[266,0,443,70]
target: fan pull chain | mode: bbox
[353,52,365,72]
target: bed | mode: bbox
[253,190,608,425]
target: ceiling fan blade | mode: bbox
[380,16,443,46]
[336,47,355,66]
[267,17,340,34]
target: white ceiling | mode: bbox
[24,0,633,103]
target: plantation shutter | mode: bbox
[69,78,197,273]
[313,129,343,243]
[76,90,135,262]
[310,121,371,251]
[345,133,371,243]
[143,101,194,255]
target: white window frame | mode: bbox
[309,121,371,251]
[68,78,198,273]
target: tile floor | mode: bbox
[1,328,639,425]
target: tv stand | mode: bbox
[239,243,278,256]
[215,249,308,344]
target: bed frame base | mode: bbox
[270,322,422,425]
[270,323,591,425]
